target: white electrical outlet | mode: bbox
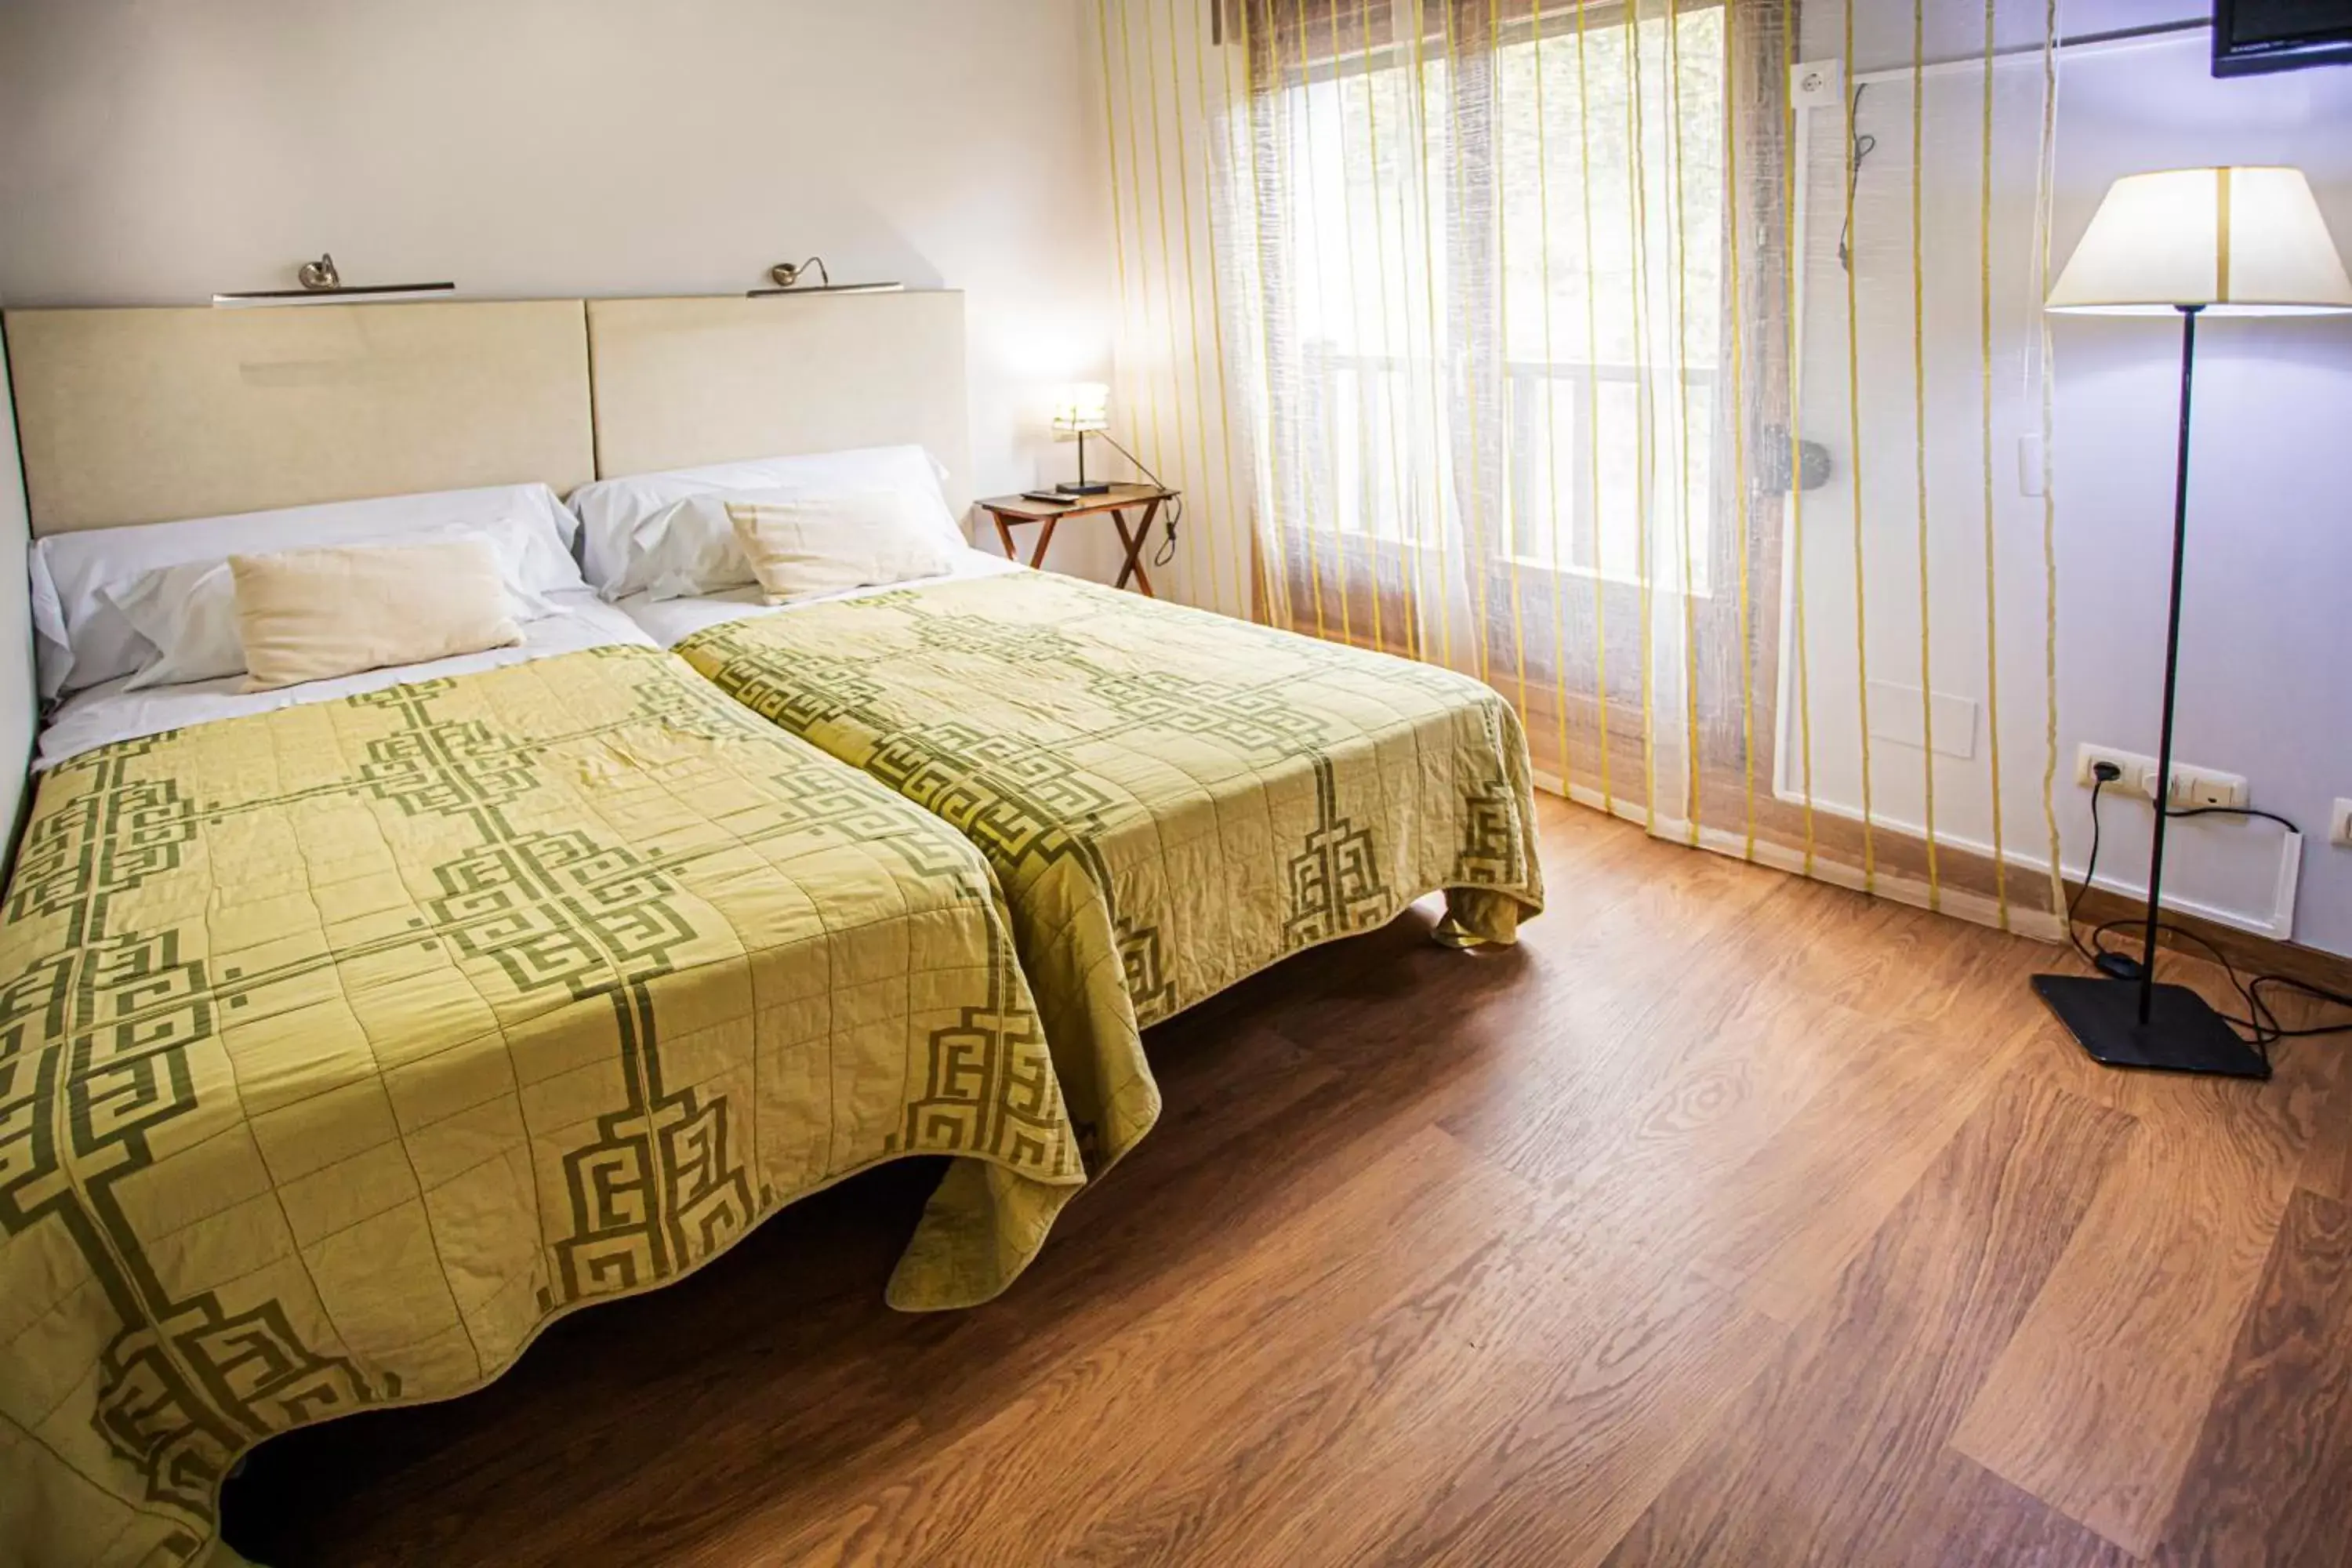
[2173,771,2249,808]
[2172,768,2249,811]
[2332,797,2352,848]
[2077,742,2156,797]
[2074,742,2248,809]
[1789,59,1843,108]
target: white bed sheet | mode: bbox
[615,547,1027,648]
[35,592,657,769]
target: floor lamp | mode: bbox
[2033,166,2352,1078]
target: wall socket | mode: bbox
[2332,797,2352,848]
[2074,742,2249,810]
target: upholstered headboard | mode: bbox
[584,292,973,513]
[3,299,595,535]
[3,290,974,534]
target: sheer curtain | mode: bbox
[1097,0,2070,938]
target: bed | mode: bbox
[607,538,1545,1174]
[0,306,1091,1568]
[673,566,1541,1167]
[577,296,1545,1173]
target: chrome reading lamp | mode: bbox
[212,252,455,306]
[2033,166,2352,1078]
[747,256,903,298]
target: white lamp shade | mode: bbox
[1050,381,1112,434]
[2048,166,2352,316]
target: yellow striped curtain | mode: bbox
[1094,0,2067,938]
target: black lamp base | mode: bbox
[1054,481,1112,495]
[2031,974,2269,1080]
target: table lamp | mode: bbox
[2033,166,2352,1078]
[1051,382,1113,495]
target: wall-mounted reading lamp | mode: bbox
[212,252,456,307]
[746,256,903,298]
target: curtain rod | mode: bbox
[1848,16,2205,87]
[1225,5,2205,75]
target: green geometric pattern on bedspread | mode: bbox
[0,644,1082,1568]
[677,572,1545,1175]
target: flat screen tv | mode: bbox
[2213,0,2352,74]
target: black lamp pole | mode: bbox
[2030,302,2269,1079]
[2137,304,2201,1026]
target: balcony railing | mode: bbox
[1294,347,1716,594]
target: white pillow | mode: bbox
[615,494,760,602]
[568,445,964,596]
[232,538,522,693]
[104,562,244,691]
[30,484,584,700]
[103,526,557,693]
[728,491,967,604]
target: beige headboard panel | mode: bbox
[4,299,594,535]
[586,292,972,511]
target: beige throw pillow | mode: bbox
[725,490,964,605]
[230,537,522,691]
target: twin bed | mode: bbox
[0,294,1541,1566]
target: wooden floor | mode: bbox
[226,799,2352,1566]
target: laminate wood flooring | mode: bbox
[224,799,2352,1566]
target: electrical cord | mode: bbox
[2249,971,2352,1036]
[2163,803,2303,833]
[2065,771,2111,968]
[1092,430,1185,568]
[1836,83,1878,274]
[2085,913,2264,1041]
[2068,778,2352,1065]
[2079,913,2352,1069]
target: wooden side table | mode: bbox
[977,485,1174,597]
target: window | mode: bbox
[1260,2,1724,597]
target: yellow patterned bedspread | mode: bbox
[0,646,1082,1568]
[677,572,1544,1173]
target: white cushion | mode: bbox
[728,491,966,604]
[231,538,522,692]
[30,483,584,700]
[102,526,557,693]
[568,445,963,596]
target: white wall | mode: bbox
[0,319,34,854]
[1774,17,2059,926]
[1782,9,2352,956]
[0,0,1121,570]
[2049,33,2352,956]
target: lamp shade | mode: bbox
[2048,166,2352,316]
[1050,382,1112,435]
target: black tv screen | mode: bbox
[2214,0,2352,74]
